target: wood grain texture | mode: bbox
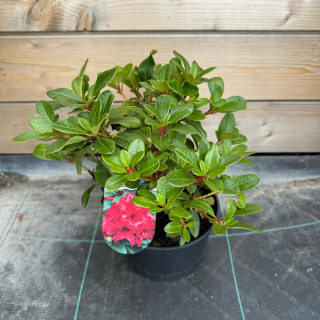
[1,101,320,154]
[0,0,320,31]
[0,33,320,101]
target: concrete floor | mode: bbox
[0,155,319,320]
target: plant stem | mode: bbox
[117,83,128,101]
[193,191,218,200]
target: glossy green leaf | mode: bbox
[224,199,237,221]
[156,193,166,206]
[237,191,246,209]
[33,144,62,160]
[212,224,227,235]
[166,169,195,187]
[128,139,145,159]
[138,51,156,82]
[182,228,191,242]
[219,154,242,166]
[219,101,246,113]
[101,155,122,167]
[13,131,48,143]
[98,90,115,116]
[233,174,260,191]
[155,95,170,120]
[105,174,126,191]
[124,171,140,181]
[174,147,199,168]
[185,200,215,217]
[204,179,224,192]
[164,221,182,234]
[221,177,239,196]
[208,77,224,103]
[53,119,87,135]
[72,59,88,99]
[233,204,263,216]
[47,88,83,108]
[170,123,196,135]
[81,184,96,208]
[29,118,53,134]
[137,189,157,199]
[204,144,220,171]
[170,207,191,219]
[139,159,159,177]
[36,101,55,123]
[92,138,115,155]
[108,117,141,128]
[95,161,111,187]
[131,196,156,208]
[48,136,86,153]
[208,165,228,178]
[78,117,92,131]
[151,134,170,151]
[120,149,131,167]
[131,151,145,167]
[228,221,263,233]
[92,68,117,98]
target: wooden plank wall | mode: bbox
[0,1,320,153]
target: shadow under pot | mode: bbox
[127,194,221,281]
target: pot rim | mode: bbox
[146,194,221,251]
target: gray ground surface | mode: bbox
[0,155,319,320]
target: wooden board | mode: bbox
[0,1,319,31]
[2,101,319,154]
[0,33,320,101]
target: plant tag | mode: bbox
[103,186,157,254]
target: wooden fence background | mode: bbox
[0,0,320,153]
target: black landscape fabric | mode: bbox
[0,155,319,320]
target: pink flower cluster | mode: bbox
[102,193,155,247]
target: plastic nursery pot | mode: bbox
[127,194,221,282]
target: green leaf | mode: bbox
[169,123,196,135]
[237,191,246,209]
[72,59,88,99]
[168,79,184,97]
[53,119,87,135]
[225,199,237,221]
[173,51,190,72]
[105,174,126,191]
[139,159,160,177]
[151,134,170,152]
[219,154,242,166]
[170,207,191,219]
[95,161,111,187]
[169,103,194,124]
[219,101,247,113]
[36,101,55,123]
[137,189,156,199]
[156,193,166,206]
[187,110,206,121]
[219,139,232,156]
[78,117,92,131]
[29,118,53,134]
[75,147,88,175]
[155,95,170,120]
[119,149,131,167]
[131,196,156,208]
[234,204,263,216]
[138,51,156,82]
[124,171,140,181]
[182,228,191,242]
[166,169,195,187]
[188,209,200,238]
[174,147,199,168]
[13,131,48,143]
[108,117,141,128]
[228,221,263,233]
[92,68,117,98]
[110,164,127,174]
[204,179,224,192]
[128,139,145,159]
[212,224,227,235]
[92,138,115,155]
[205,144,220,171]
[208,77,224,103]
[221,177,239,196]
[208,165,228,178]
[159,64,171,81]
[166,187,184,204]
[47,136,86,153]
[89,100,102,125]
[164,221,182,234]
[98,90,115,116]
[33,144,62,160]
[185,118,207,139]
[231,144,248,155]
[196,67,216,80]
[183,82,199,97]
[47,88,82,108]
[81,184,96,208]
[233,174,260,191]
[239,158,253,166]
[185,200,215,217]
[217,113,235,141]
[101,155,122,167]
[130,151,144,167]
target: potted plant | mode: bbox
[13,50,263,281]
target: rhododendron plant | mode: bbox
[13,51,263,245]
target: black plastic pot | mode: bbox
[127,194,221,281]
